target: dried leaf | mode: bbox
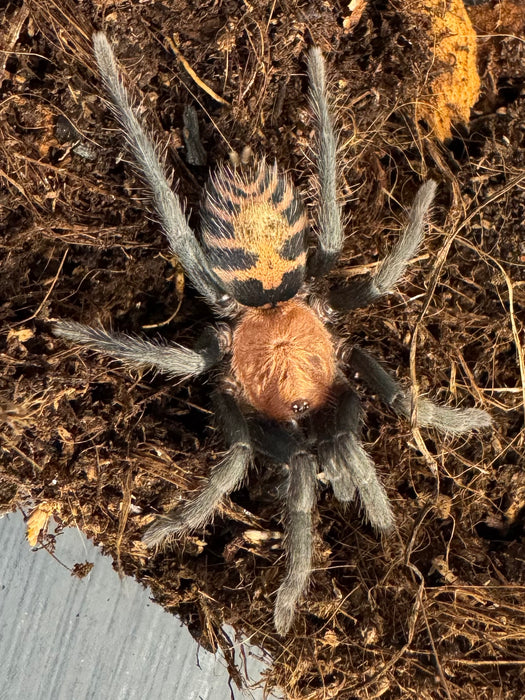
[343,0,367,34]
[71,561,94,579]
[410,0,480,140]
[7,327,34,343]
[26,501,57,546]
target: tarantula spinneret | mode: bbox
[54,33,492,635]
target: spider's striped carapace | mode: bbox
[200,161,309,307]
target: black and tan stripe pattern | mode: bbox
[200,161,308,307]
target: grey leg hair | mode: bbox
[393,394,493,434]
[374,180,437,293]
[317,390,394,532]
[250,420,318,634]
[307,47,343,277]
[274,452,317,636]
[329,180,437,311]
[142,392,252,547]
[53,320,224,379]
[92,33,224,306]
[349,346,492,435]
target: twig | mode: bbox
[167,37,230,106]
[116,469,133,576]
[448,659,525,666]
[12,248,68,327]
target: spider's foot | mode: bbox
[142,513,187,549]
[274,577,302,636]
[396,395,493,436]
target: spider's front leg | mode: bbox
[143,391,252,545]
[349,346,492,434]
[252,422,317,635]
[315,389,395,532]
[328,180,437,311]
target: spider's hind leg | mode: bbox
[349,346,492,434]
[307,48,344,278]
[143,391,252,545]
[251,421,317,636]
[315,389,395,532]
[92,32,225,306]
[328,181,437,311]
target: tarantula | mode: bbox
[54,33,492,635]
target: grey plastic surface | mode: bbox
[0,511,275,700]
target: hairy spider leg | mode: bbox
[306,47,344,277]
[143,391,253,545]
[349,346,493,434]
[251,421,317,635]
[53,322,225,379]
[328,180,437,311]
[92,32,225,307]
[275,451,317,635]
[317,389,394,531]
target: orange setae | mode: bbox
[231,301,336,421]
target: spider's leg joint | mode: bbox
[143,395,253,546]
[349,346,492,436]
[315,388,395,532]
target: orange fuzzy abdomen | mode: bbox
[231,301,336,421]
